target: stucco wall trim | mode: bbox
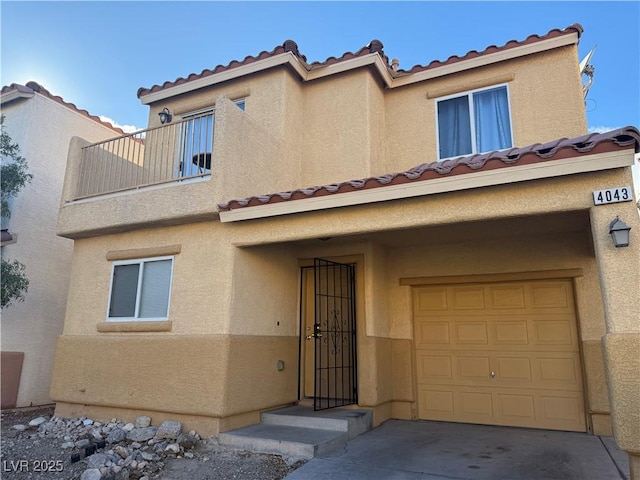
[426,74,516,99]
[400,268,584,286]
[0,89,35,104]
[96,321,173,333]
[219,150,633,223]
[66,175,211,206]
[106,244,182,261]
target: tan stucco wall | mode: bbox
[53,35,640,452]
[385,232,599,339]
[54,160,639,435]
[582,340,613,434]
[602,334,640,453]
[64,223,233,336]
[589,203,640,335]
[588,185,640,454]
[0,94,120,407]
[385,44,586,173]
[59,42,587,240]
[227,245,299,336]
[51,334,298,435]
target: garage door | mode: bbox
[413,279,585,432]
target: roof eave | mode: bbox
[0,88,35,105]
[392,31,579,87]
[139,52,309,105]
[139,29,579,105]
[218,148,636,223]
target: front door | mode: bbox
[301,259,358,411]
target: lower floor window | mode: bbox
[108,256,173,321]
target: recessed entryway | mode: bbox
[299,259,358,411]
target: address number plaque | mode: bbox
[592,186,633,206]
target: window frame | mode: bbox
[176,99,246,178]
[106,255,175,322]
[179,98,246,121]
[435,83,514,161]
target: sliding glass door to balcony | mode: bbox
[178,111,214,178]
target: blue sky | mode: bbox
[1,1,639,134]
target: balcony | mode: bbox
[74,113,215,201]
[57,96,292,239]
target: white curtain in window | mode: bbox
[139,259,172,318]
[473,87,512,153]
[438,96,473,159]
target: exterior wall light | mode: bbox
[158,107,172,124]
[609,216,631,248]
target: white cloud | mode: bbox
[98,115,140,134]
[588,125,622,134]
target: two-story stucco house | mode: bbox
[51,24,639,473]
[1,82,125,408]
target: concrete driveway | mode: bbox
[285,419,629,480]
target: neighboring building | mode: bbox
[0,82,125,408]
[51,24,639,472]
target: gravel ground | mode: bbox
[1,406,305,480]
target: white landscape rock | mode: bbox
[164,442,181,454]
[6,412,210,480]
[107,427,126,444]
[80,468,102,480]
[28,416,47,427]
[135,415,151,428]
[155,420,182,440]
[126,426,157,442]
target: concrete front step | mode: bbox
[262,405,372,439]
[219,423,347,460]
[218,405,373,460]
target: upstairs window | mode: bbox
[178,100,245,177]
[436,85,512,160]
[107,256,174,321]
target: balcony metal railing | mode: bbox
[74,112,216,200]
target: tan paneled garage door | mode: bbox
[413,279,586,432]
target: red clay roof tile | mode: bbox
[138,24,582,98]
[397,24,583,75]
[218,126,640,212]
[137,42,296,98]
[1,81,126,135]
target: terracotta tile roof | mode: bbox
[218,126,640,212]
[397,24,583,75]
[307,39,388,70]
[138,24,582,98]
[136,41,304,98]
[0,81,125,135]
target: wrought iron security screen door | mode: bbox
[311,258,358,411]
